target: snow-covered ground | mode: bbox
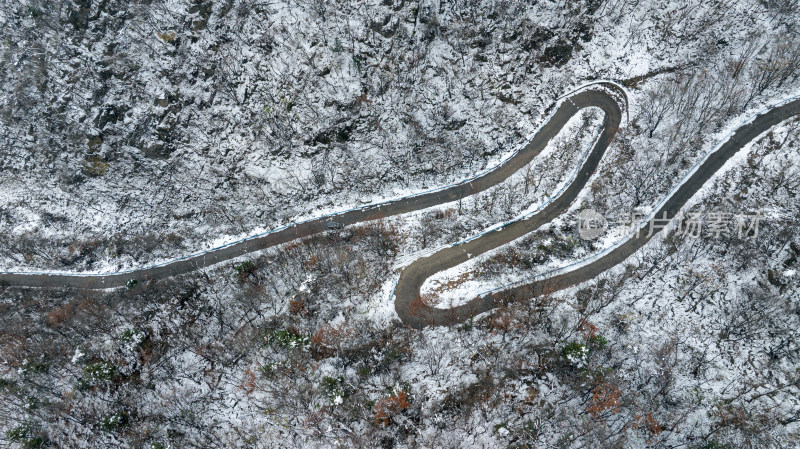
[2,0,800,448]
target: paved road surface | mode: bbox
[395,94,800,328]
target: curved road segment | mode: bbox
[396,93,800,328]
[2,84,798,330]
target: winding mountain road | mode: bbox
[397,92,800,328]
[2,83,799,330]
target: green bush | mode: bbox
[539,43,573,66]
[332,38,343,53]
[382,346,408,363]
[234,260,256,273]
[561,342,589,365]
[119,328,146,348]
[179,408,196,425]
[260,362,279,377]
[588,334,608,349]
[25,396,39,410]
[357,364,371,378]
[264,329,309,349]
[5,424,45,449]
[234,261,257,279]
[0,378,18,393]
[321,376,347,405]
[83,361,117,382]
[76,378,91,391]
[19,358,48,375]
[97,411,129,432]
[125,279,138,289]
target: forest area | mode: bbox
[1,0,800,447]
